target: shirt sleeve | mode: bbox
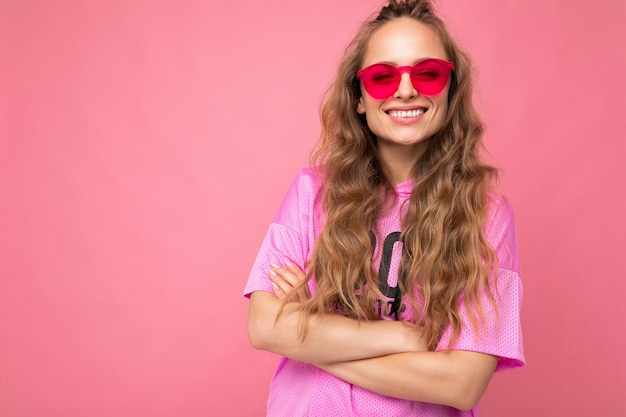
[243,169,321,298]
[435,195,525,372]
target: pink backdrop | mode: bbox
[1,1,625,416]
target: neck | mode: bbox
[378,140,429,184]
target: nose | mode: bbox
[394,72,418,99]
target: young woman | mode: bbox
[244,1,524,415]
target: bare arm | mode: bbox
[248,291,425,364]
[319,350,498,410]
[247,262,426,364]
[259,261,499,410]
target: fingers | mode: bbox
[285,261,311,303]
[273,261,305,286]
[269,260,309,303]
[269,267,291,299]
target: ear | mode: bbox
[357,96,365,114]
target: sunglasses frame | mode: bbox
[357,58,455,100]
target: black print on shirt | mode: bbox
[372,231,405,320]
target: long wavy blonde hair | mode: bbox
[285,0,499,350]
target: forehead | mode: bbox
[362,17,447,66]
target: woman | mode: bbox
[244,0,524,415]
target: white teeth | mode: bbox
[388,109,425,118]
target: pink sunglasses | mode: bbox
[356,58,455,100]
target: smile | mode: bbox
[387,109,425,118]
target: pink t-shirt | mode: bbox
[244,168,525,417]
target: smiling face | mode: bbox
[357,17,451,164]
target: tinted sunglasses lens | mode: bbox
[361,64,399,99]
[411,60,451,95]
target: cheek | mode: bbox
[364,112,386,139]
[433,94,449,117]
[440,99,449,116]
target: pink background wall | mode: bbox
[1,1,625,416]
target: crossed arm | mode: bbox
[247,261,498,411]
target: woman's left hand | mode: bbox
[269,260,310,303]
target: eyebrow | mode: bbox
[365,57,446,66]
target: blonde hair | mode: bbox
[286,0,498,350]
